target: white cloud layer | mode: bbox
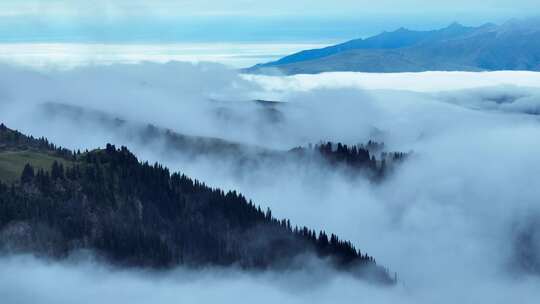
[245,71,540,93]
[1,63,540,303]
[0,43,329,69]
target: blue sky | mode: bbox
[0,0,538,43]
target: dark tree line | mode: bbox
[0,123,73,158]
[315,142,378,169]
[290,141,409,179]
[0,125,395,284]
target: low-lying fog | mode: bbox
[1,63,539,303]
[0,43,329,70]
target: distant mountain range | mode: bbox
[247,18,540,74]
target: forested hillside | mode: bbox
[0,124,395,284]
[40,102,408,179]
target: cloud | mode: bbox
[1,63,540,302]
[437,85,540,115]
[0,254,401,304]
[0,43,327,69]
[244,71,540,93]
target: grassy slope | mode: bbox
[0,150,73,183]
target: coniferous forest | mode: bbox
[0,124,395,284]
[38,102,409,180]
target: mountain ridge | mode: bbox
[0,123,395,284]
[247,18,540,74]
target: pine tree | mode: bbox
[20,163,35,184]
[51,161,64,180]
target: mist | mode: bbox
[1,62,540,303]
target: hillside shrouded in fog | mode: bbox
[2,1,540,302]
[1,61,540,302]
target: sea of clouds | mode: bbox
[1,62,540,303]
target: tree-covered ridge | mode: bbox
[0,125,395,284]
[0,123,75,182]
[38,103,409,179]
[291,141,409,180]
[133,124,410,180]
[0,123,71,157]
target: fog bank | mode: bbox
[1,63,540,303]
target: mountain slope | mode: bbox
[0,124,395,284]
[247,19,540,74]
[40,102,407,179]
[0,123,74,182]
[260,22,478,68]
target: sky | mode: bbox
[0,0,538,43]
[1,0,538,69]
